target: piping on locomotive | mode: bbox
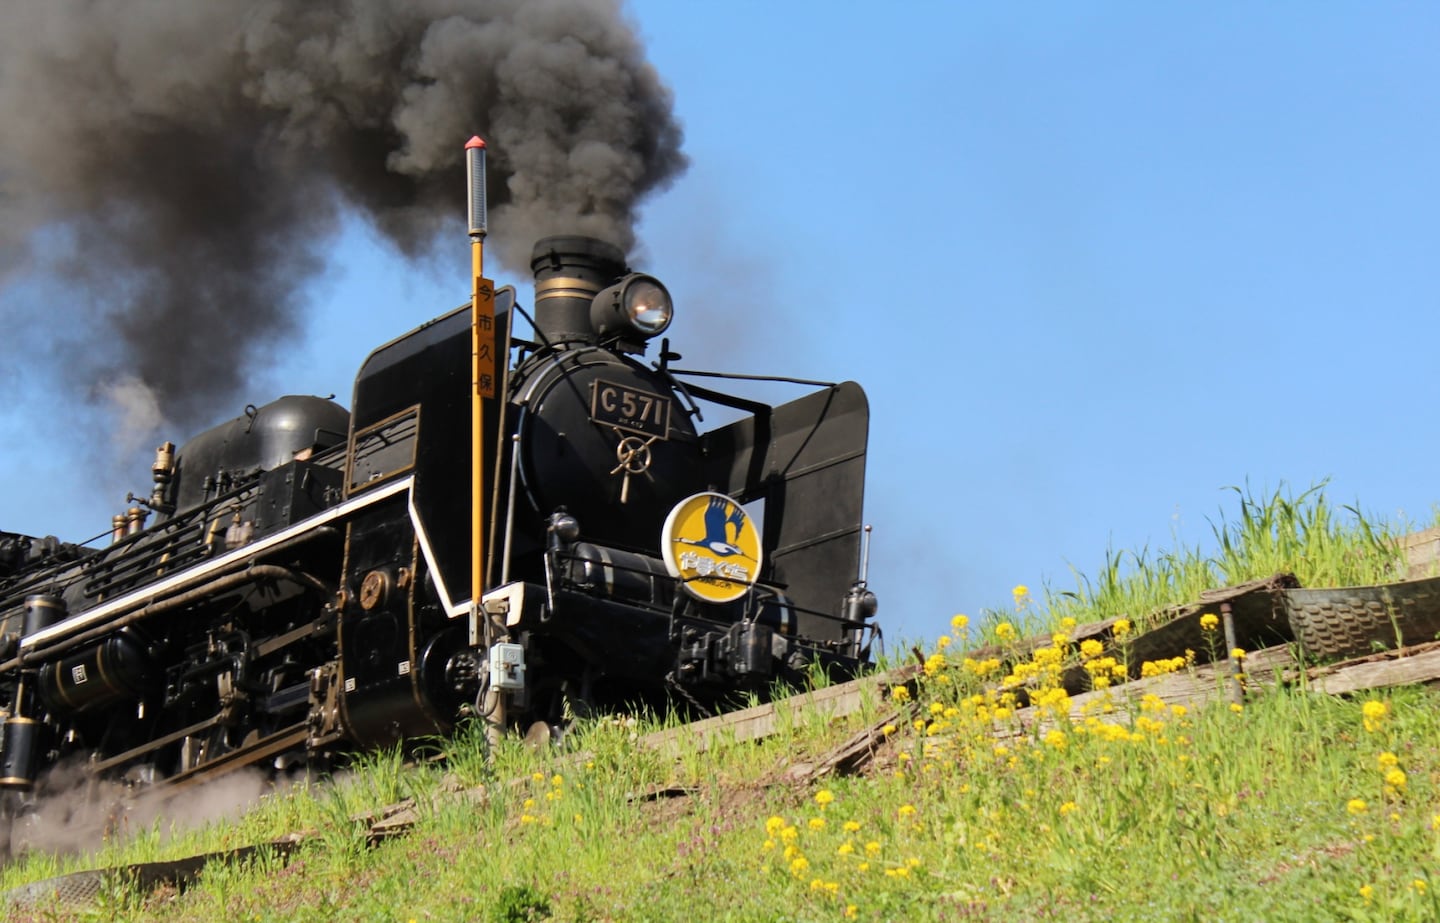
[0,151,879,799]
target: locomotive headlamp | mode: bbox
[591,273,673,342]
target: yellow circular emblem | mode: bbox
[660,492,763,603]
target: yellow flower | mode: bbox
[1199,613,1219,631]
[1362,699,1390,733]
[551,774,564,787]
[1112,618,1132,638]
[815,789,835,807]
[1080,639,1104,659]
[520,813,537,825]
[1230,648,1246,660]
[935,635,951,649]
[882,723,897,736]
[531,772,545,782]
[838,841,855,856]
[1378,751,1399,769]
[765,816,786,836]
[864,841,882,855]
[522,798,536,810]
[789,856,810,876]
[1385,768,1407,791]
[809,817,826,830]
[1360,884,1374,903]
[1060,617,1077,630]
[891,685,912,703]
[951,613,969,632]
[1413,880,1429,895]
[898,804,917,818]
[1044,729,1068,750]
[1059,801,1078,815]
[1229,703,1244,713]
[843,820,862,833]
[1013,584,1030,606]
[845,906,858,919]
[1347,798,1368,816]
[994,622,1017,642]
[965,657,1002,678]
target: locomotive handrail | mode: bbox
[78,507,220,600]
[16,474,413,653]
[552,543,861,629]
[666,368,839,389]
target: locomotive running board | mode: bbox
[19,476,417,652]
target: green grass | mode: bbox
[5,484,1440,920]
[1016,480,1409,640]
[11,664,1440,921]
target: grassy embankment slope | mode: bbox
[7,483,1440,921]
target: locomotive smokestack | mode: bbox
[530,236,627,346]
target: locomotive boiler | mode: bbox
[0,224,878,816]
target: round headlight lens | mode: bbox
[624,277,672,335]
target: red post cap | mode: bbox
[465,136,487,150]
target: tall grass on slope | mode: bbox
[1211,481,1401,587]
[1039,480,1405,635]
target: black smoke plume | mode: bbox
[0,0,685,428]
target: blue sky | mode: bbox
[4,3,1439,645]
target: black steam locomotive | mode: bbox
[0,234,878,802]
